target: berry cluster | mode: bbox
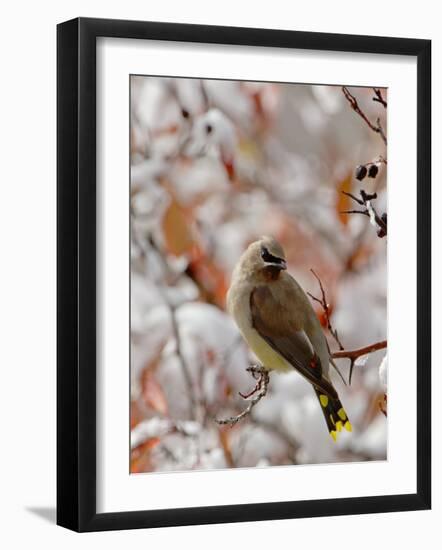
[355,163,379,181]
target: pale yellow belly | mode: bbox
[227,281,293,373]
[242,327,293,372]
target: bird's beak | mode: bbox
[268,260,287,271]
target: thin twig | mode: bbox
[376,117,387,145]
[332,339,388,360]
[341,209,370,217]
[373,88,387,108]
[332,339,387,385]
[342,86,387,145]
[131,211,199,419]
[169,304,198,420]
[215,366,270,426]
[359,155,388,168]
[341,190,387,238]
[307,269,388,385]
[307,269,344,351]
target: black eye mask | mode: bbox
[261,246,284,265]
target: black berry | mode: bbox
[206,123,213,134]
[355,165,367,181]
[368,164,379,178]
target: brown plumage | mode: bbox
[250,285,338,400]
[227,235,351,440]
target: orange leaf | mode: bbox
[187,250,228,308]
[345,242,374,272]
[130,437,161,473]
[162,197,194,256]
[152,124,180,137]
[142,370,169,416]
[336,173,352,227]
[130,400,144,430]
[218,427,234,468]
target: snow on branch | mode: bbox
[332,340,388,385]
[215,365,270,427]
[341,189,387,238]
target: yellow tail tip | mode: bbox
[336,420,343,432]
[344,420,352,432]
[337,408,347,421]
[330,430,337,442]
[320,395,329,408]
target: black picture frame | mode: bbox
[57,17,431,532]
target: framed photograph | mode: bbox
[57,17,431,532]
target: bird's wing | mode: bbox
[250,285,338,399]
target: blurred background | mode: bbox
[130,76,388,473]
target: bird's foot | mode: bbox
[215,365,270,427]
[239,365,269,399]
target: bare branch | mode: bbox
[342,190,387,238]
[169,304,198,420]
[131,211,199,420]
[215,366,270,426]
[342,86,387,145]
[332,339,388,360]
[332,339,388,384]
[307,268,388,385]
[340,209,370,217]
[307,269,344,351]
[376,117,387,145]
[373,88,387,108]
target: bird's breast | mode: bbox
[228,283,292,373]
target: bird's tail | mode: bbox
[314,388,352,441]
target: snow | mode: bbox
[129,77,388,472]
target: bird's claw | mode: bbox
[239,365,269,399]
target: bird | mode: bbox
[226,235,351,441]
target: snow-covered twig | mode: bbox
[215,365,270,427]
[169,303,198,420]
[341,190,387,238]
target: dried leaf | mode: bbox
[130,437,161,473]
[218,427,234,468]
[345,242,374,272]
[130,400,144,430]
[142,370,169,416]
[152,124,180,137]
[336,172,352,226]
[187,247,228,308]
[379,394,388,417]
[162,196,194,256]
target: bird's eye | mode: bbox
[261,247,271,261]
[261,247,283,264]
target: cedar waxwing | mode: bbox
[226,236,352,440]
